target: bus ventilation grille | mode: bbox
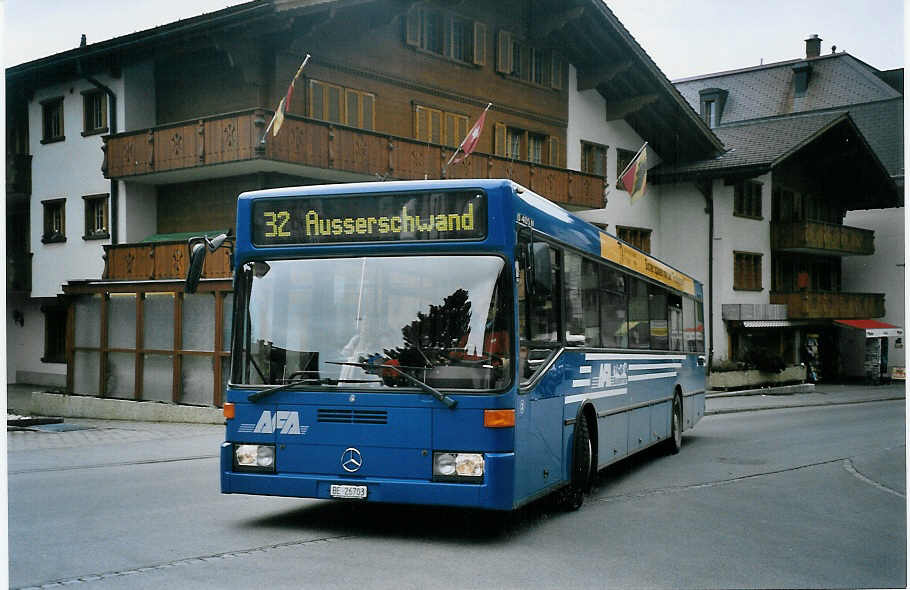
[317,409,388,424]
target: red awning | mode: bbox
[835,320,903,337]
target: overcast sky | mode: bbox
[3,0,905,79]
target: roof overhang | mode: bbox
[652,112,901,208]
[834,320,903,338]
[527,0,724,165]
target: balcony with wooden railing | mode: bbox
[103,240,232,282]
[770,291,885,319]
[103,109,605,209]
[771,220,875,256]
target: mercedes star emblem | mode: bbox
[341,447,363,473]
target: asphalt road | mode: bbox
[8,399,906,589]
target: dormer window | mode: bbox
[704,100,716,128]
[698,88,728,128]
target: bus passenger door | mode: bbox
[513,235,564,504]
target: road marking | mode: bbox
[843,458,905,499]
[595,456,854,504]
[8,455,217,475]
[17,535,356,589]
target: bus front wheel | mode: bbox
[566,415,594,510]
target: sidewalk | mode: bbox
[706,382,906,415]
[7,381,907,426]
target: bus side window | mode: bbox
[518,237,560,380]
[668,294,683,351]
[627,277,650,349]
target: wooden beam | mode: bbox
[531,6,585,38]
[605,93,659,120]
[577,61,633,91]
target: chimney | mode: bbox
[805,34,821,58]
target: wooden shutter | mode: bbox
[361,93,375,131]
[548,137,560,167]
[345,89,360,127]
[415,105,426,141]
[309,80,323,119]
[494,122,507,156]
[496,30,512,74]
[405,6,420,47]
[473,21,486,66]
[428,109,442,144]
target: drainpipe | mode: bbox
[699,178,715,371]
[77,59,119,244]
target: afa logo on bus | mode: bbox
[238,411,309,435]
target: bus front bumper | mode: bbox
[221,443,516,511]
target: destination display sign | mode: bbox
[251,190,487,245]
[600,233,696,296]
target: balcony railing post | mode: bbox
[197,120,205,164]
[253,109,267,157]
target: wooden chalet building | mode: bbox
[6,0,720,405]
[660,35,902,380]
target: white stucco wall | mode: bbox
[710,172,773,360]
[6,298,66,384]
[842,207,906,368]
[30,75,126,298]
[565,63,714,357]
[567,64,664,248]
[122,181,158,243]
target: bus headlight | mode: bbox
[433,452,484,482]
[233,444,276,473]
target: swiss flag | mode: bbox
[451,107,489,164]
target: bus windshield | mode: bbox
[236,255,511,391]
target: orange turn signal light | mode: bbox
[223,402,235,420]
[483,409,515,428]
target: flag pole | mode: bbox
[445,102,492,169]
[260,54,311,144]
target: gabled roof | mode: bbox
[655,111,846,176]
[674,53,901,123]
[7,1,269,82]
[653,109,899,207]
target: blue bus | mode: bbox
[187,179,706,511]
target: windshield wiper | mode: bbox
[327,361,457,409]
[247,377,382,403]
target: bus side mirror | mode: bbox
[185,232,231,294]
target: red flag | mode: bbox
[268,55,310,139]
[620,143,648,202]
[451,104,491,165]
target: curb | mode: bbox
[706,383,815,398]
[706,396,905,415]
[29,392,224,425]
